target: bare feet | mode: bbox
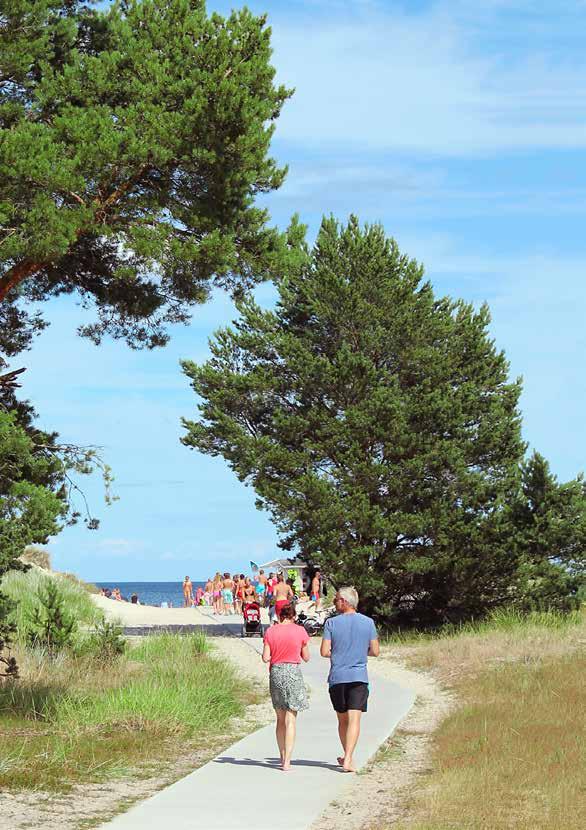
[281,761,291,771]
[337,756,345,766]
[342,756,356,772]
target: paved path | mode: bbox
[99,611,415,830]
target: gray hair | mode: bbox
[338,586,359,609]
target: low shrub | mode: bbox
[75,619,127,661]
[27,580,77,655]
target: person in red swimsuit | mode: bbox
[273,573,294,621]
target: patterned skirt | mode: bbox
[269,663,309,712]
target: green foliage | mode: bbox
[182,216,529,624]
[507,452,586,611]
[27,579,77,654]
[81,619,126,660]
[2,567,103,638]
[0,410,65,569]
[0,590,18,678]
[0,0,291,350]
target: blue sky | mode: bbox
[17,0,586,580]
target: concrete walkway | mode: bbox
[99,611,415,830]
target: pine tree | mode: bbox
[508,452,586,610]
[0,0,291,350]
[27,579,77,655]
[182,217,528,624]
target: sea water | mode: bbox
[95,581,206,607]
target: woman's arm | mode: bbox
[262,642,271,664]
[301,642,310,663]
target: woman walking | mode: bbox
[212,572,223,615]
[262,604,310,770]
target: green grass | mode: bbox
[382,607,583,647]
[1,567,103,637]
[0,634,252,791]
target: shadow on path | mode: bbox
[122,624,241,637]
[214,756,343,772]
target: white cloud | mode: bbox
[270,1,586,155]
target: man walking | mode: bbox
[320,586,379,772]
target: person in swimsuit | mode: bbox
[262,603,310,770]
[183,576,193,608]
[242,577,257,605]
[256,569,268,607]
[204,577,213,606]
[273,573,294,621]
[212,572,223,615]
[310,570,322,610]
[235,574,246,614]
[222,572,235,615]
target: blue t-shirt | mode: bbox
[323,612,378,686]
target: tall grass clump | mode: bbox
[383,607,583,647]
[1,568,103,639]
[58,634,240,735]
[0,633,251,791]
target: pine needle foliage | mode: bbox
[26,578,77,655]
[182,216,528,624]
[0,0,291,351]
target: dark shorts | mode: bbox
[329,682,369,713]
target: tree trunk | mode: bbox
[0,259,45,302]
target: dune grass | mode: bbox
[379,608,586,830]
[0,634,251,791]
[1,567,103,637]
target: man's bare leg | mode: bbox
[336,711,348,766]
[342,710,362,772]
[283,709,297,770]
[275,709,286,763]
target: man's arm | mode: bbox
[321,620,332,658]
[368,638,380,657]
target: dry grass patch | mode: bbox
[374,610,586,830]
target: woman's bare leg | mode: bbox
[275,709,286,763]
[283,709,297,770]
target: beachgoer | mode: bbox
[311,569,322,609]
[262,603,310,771]
[195,586,204,606]
[320,586,379,773]
[183,575,193,607]
[222,572,235,615]
[212,572,223,615]
[235,574,246,614]
[242,577,257,604]
[205,577,213,605]
[273,573,294,621]
[130,593,140,605]
[256,570,267,607]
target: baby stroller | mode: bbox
[241,601,264,638]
